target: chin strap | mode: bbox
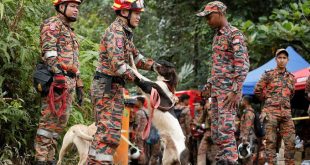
[58,3,76,22]
[120,10,135,29]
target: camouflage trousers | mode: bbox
[147,140,161,165]
[263,106,295,165]
[135,134,148,163]
[87,78,124,164]
[34,77,75,161]
[197,130,211,165]
[210,95,238,162]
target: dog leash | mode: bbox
[142,87,160,140]
[48,82,68,118]
[120,134,140,151]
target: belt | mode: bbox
[94,71,125,95]
[94,71,125,86]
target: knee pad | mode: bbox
[37,128,59,139]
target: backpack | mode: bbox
[33,63,53,96]
[253,111,265,138]
[146,125,160,145]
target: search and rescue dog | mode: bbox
[132,60,189,165]
[57,123,96,165]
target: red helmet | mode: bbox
[53,0,82,6]
[112,0,144,12]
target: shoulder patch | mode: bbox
[49,23,57,31]
[42,16,61,31]
[116,37,124,48]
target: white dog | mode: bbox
[57,123,97,165]
[132,60,189,165]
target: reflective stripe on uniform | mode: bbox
[134,53,144,65]
[88,146,114,161]
[37,128,59,139]
[96,153,113,161]
[44,51,57,59]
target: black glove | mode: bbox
[134,77,153,94]
[53,74,66,84]
[53,74,66,94]
[76,87,83,106]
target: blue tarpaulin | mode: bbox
[242,46,310,95]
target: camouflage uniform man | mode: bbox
[87,0,159,164]
[239,95,256,165]
[34,0,83,164]
[254,49,296,165]
[132,96,148,164]
[197,100,213,165]
[196,1,250,164]
[174,94,192,142]
[306,73,310,117]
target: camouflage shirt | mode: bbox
[134,108,148,143]
[40,14,80,73]
[175,105,192,135]
[254,69,295,109]
[96,17,154,81]
[210,24,250,97]
[240,107,255,138]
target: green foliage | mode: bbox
[238,1,310,69]
[0,0,310,163]
[0,0,51,163]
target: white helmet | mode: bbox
[129,146,140,159]
[238,142,252,159]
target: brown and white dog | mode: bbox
[57,123,97,165]
[132,60,189,165]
